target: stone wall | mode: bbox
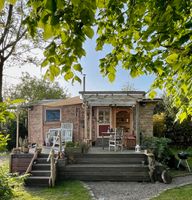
[139,102,155,137]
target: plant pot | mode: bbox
[22,147,29,153]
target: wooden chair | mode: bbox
[109,128,123,151]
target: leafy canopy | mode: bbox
[1,0,191,121]
[4,72,68,102]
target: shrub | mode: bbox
[153,113,166,137]
[142,136,172,164]
[0,163,26,200]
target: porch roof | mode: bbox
[80,91,145,106]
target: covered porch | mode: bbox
[80,91,146,149]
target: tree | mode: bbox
[4,72,68,102]
[1,0,191,121]
[0,0,44,101]
[122,82,136,91]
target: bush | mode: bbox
[0,163,26,200]
[142,136,172,164]
[153,113,166,137]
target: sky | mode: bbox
[3,34,155,97]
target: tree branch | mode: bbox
[0,4,13,45]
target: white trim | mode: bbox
[44,107,62,122]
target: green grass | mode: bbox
[12,181,92,200]
[151,184,192,200]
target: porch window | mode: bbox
[45,109,61,122]
[98,109,110,123]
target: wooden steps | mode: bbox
[59,153,151,182]
[25,154,51,187]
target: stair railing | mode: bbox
[25,147,38,174]
[47,129,63,187]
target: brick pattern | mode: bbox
[28,105,43,145]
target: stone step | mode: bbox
[38,154,49,158]
[64,164,149,172]
[25,176,50,187]
[30,170,51,177]
[32,163,51,170]
[35,158,50,164]
[75,157,147,164]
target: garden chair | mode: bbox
[109,128,123,151]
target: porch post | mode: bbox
[84,102,88,140]
[135,102,140,145]
[16,106,19,148]
[89,106,92,141]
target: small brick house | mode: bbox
[28,91,159,147]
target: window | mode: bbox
[98,108,110,123]
[45,109,61,122]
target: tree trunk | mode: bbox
[0,59,4,102]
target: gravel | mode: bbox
[85,175,192,200]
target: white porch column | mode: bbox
[89,106,92,141]
[135,102,140,145]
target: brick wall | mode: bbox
[28,105,43,145]
[139,102,155,137]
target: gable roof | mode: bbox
[43,96,83,107]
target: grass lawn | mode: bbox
[12,181,92,200]
[151,184,192,200]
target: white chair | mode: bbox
[109,128,123,151]
[61,123,73,142]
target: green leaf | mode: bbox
[0,0,5,11]
[82,26,94,39]
[50,65,60,76]
[148,90,157,99]
[74,76,81,83]
[96,0,108,8]
[177,112,187,122]
[64,71,74,81]
[43,23,53,40]
[8,0,17,5]
[133,31,140,41]
[71,0,80,6]
[73,64,82,72]
[166,53,178,64]
[41,59,49,67]
[108,73,115,82]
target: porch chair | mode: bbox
[109,128,123,151]
[61,123,73,143]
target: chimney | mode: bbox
[83,74,86,92]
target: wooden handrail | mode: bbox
[47,129,63,187]
[25,147,38,174]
